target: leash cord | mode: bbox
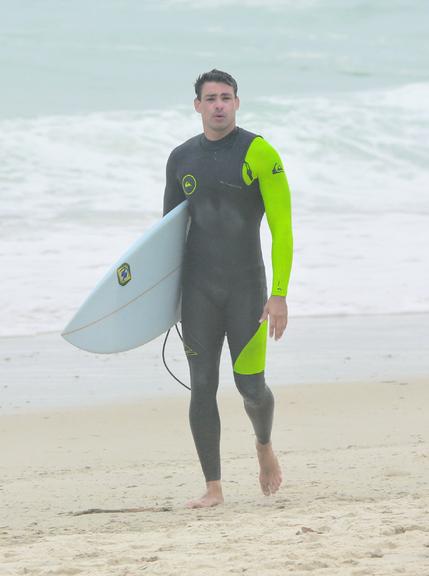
[161,323,191,391]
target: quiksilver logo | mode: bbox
[272,162,284,175]
[184,343,198,356]
[182,174,197,196]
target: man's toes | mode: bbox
[260,479,270,496]
[266,472,282,494]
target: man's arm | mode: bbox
[243,137,293,339]
[163,151,185,216]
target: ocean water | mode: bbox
[1,0,428,337]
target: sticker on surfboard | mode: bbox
[117,262,131,286]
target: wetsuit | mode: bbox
[163,126,293,481]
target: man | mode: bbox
[163,69,293,508]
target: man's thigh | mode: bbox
[225,274,268,375]
[181,269,226,367]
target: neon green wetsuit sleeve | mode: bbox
[243,137,293,297]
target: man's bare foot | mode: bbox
[185,480,224,509]
[256,440,282,496]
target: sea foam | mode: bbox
[1,84,428,336]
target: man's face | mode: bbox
[194,81,240,136]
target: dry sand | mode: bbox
[1,375,428,575]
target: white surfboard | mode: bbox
[62,201,189,353]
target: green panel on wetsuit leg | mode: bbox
[233,320,268,375]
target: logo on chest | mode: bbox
[182,174,198,196]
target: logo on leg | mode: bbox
[117,262,132,286]
[184,343,198,356]
[182,174,198,196]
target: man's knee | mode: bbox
[188,359,220,398]
[233,372,270,406]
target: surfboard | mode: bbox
[62,201,189,353]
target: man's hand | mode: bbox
[259,296,288,341]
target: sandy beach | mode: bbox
[1,315,428,575]
[2,1,429,573]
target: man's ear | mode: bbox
[194,97,201,113]
[235,96,240,111]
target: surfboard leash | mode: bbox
[162,323,191,391]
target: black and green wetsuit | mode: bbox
[163,126,293,481]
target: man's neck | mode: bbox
[203,124,237,141]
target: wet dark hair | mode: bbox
[194,69,238,100]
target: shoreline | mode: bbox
[1,311,428,414]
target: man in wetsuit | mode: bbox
[163,69,293,508]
